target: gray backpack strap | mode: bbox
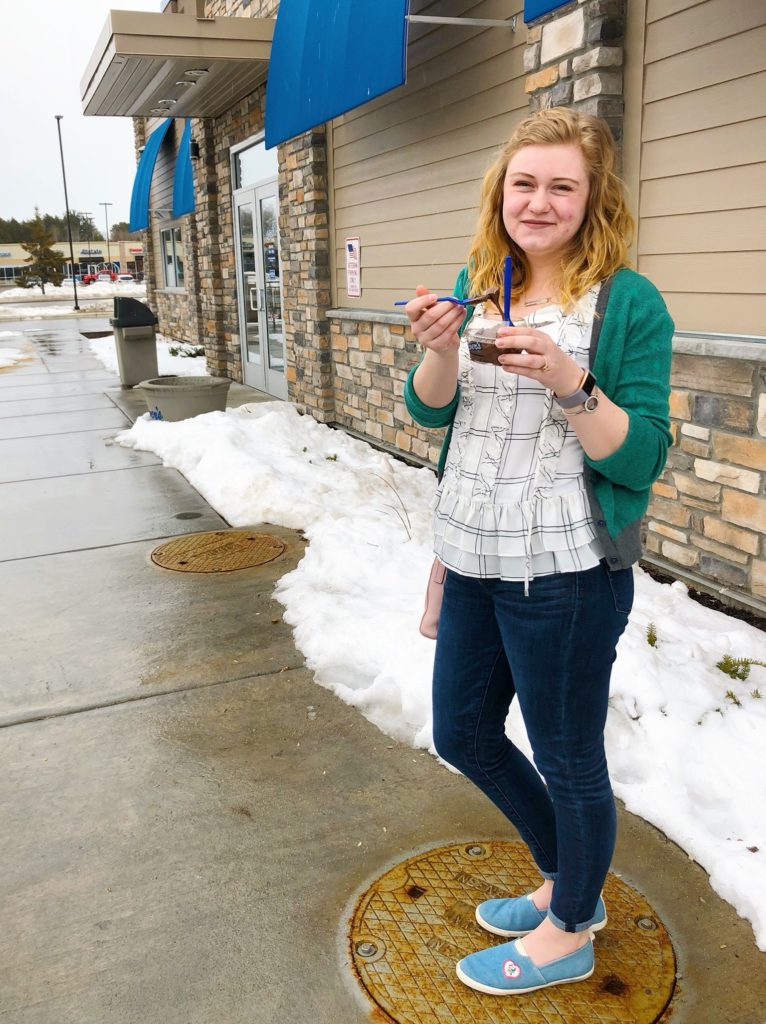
[588,275,614,368]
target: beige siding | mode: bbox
[627,0,766,335]
[329,0,525,310]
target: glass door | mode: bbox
[233,180,286,399]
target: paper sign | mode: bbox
[345,237,361,298]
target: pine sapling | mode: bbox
[716,654,766,682]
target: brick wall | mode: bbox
[645,345,766,603]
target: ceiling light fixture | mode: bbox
[184,68,209,79]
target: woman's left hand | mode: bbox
[496,325,582,397]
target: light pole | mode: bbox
[54,115,79,311]
[100,201,113,272]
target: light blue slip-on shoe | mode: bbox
[456,935,594,996]
[476,893,607,938]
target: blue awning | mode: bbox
[265,0,410,150]
[523,0,571,20]
[129,117,173,232]
[173,118,195,219]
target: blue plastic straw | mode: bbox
[503,255,513,326]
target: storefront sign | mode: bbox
[129,247,143,253]
[82,248,103,255]
[0,251,11,257]
[345,237,361,298]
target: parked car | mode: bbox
[62,275,82,286]
[116,273,134,284]
[96,271,117,282]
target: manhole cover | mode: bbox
[349,842,675,1023]
[151,530,285,573]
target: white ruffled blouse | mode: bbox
[432,287,605,591]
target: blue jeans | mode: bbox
[432,560,633,933]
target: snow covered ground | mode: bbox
[0,281,146,300]
[0,345,32,369]
[88,333,208,377]
[114,401,766,950]
[0,282,147,320]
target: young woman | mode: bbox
[403,109,673,996]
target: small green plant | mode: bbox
[751,689,762,699]
[716,655,766,682]
[724,690,742,707]
[646,622,658,647]
[168,343,205,358]
[325,454,338,462]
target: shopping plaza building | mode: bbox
[0,240,144,284]
[80,0,766,610]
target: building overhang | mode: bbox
[81,10,272,118]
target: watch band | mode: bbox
[565,387,600,415]
[555,369,597,409]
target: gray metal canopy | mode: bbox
[81,10,272,118]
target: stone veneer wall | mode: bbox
[523,0,625,139]
[645,341,766,605]
[328,312,443,466]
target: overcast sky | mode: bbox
[1,0,160,228]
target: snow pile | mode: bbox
[89,333,209,377]
[0,303,107,321]
[0,281,145,300]
[115,401,766,949]
[0,347,30,369]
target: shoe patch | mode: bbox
[502,959,521,979]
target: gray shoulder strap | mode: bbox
[589,275,614,367]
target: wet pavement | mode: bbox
[0,319,764,1024]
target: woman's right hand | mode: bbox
[405,284,464,356]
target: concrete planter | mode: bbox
[135,376,231,422]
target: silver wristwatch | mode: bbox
[555,370,599,412]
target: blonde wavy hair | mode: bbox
[466,108,634,312]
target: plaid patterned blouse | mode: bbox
[432,286,605,592]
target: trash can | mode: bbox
[109,297,159,387]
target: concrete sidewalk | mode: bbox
[0,319,763,1024]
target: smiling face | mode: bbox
[502,143,590,262]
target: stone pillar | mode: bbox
[278,129,334,421]
[194,118,229,377]
[524,0,625,146]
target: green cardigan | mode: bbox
[404,266,674,570]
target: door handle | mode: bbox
[249,287,260,312]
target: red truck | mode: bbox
[82,269,118,284]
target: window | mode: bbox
[160,227,185,288]
[234,140,278,190]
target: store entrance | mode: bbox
[233,179,286,399]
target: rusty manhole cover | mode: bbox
[349,842,675,1023]
[151,530,285,573]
